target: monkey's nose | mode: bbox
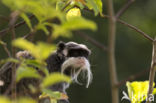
[78,57,84,60]
[77,57,85,64]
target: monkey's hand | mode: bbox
[16,50,33,59]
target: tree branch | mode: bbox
[115,0,135,18]
[146,39,156,103]
[116,68,149,87]
[74,31,107,51]
[9,11,19,99]
[103,15,154,42]
[0,15,34,37]
[1,42,11,57]
[116,19,154,42]
[107,0,119,103]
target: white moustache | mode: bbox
[61,57,92,88]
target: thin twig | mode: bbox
[116,19,154,42]
[9,11,19,99]
[1,42,12,57]
[0,62,13,76]
[115,0,135,18]
[116,68,149,87]
[102,15,154,42]
[0,15,34,37]
[107,0,119,103]
[146,39,156,103]
[23,29,36,40]
[83,7,154,43]
[74,31,107,51]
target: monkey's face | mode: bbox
[57,42,92,88]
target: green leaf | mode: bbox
[1,0,17,10]
[62,17,97,31]
[16,65,41,82]
[12,38,56,60]
[2,0,62,33]
[94,0,103,15]
[36,23,49,35]
[41,73,71,88]
[0,97,10,103]
[0,58,19,65]
[12,38,36,56]
[75,1,85,9]
[56,1,66,11]
[25,59,49,76]
[52,24,72,39]
[21,13,33,31]
[36,42,56,60]
[0,40,6,45]
[41,88,61,99]
[85,0,103,16]
[5,58,19,63]
[52,17,96,39]
[25,59,42,69]
[17,97,37,103]
[86,0,99,16]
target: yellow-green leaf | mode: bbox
[0,97,10,103]
[86,0,99,16]
[63,17,97,31]
[52,24,72,39]
[41,73,71,88]
[36,42,56,60]
[12,38,36,57]
[41,88,61,99]
[21,13,33,31]
[94,0,103,15]
[17,97,37,103]
[36,23,49,35]
[56,1,66,11]
[12,38,56,60]
[16,65,41,82]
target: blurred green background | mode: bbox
[0,0,156,103]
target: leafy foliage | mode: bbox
[10,38,72,102]
[0,97,10,103]
[12,38,56,61]
[53,17,97,38]
[1,0,99,38]
[41,73,71,88]
[0,97,37,103]
[16,65,41,82]
[0,0,103,102]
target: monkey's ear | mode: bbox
[57,41,66,51]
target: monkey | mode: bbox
[0,41,92,103]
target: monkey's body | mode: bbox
[0,41,92,103]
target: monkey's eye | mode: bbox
[68,50,79,57]
[68,49,89,58]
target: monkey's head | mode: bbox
[56,41,92,88]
